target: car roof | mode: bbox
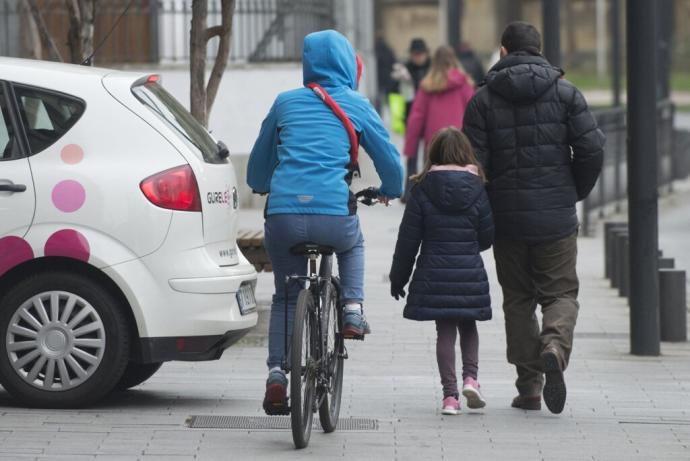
[0,57,147,93]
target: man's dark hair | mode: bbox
[501,21,542,55]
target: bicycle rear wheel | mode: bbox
[290,289,316,449]
[318,280,344,433]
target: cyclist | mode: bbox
[247,30,404,413]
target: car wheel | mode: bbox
[115,362,163,391]
[0,271,130,408]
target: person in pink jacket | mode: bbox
[403,45,475,201]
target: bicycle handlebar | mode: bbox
[355,187,382,206]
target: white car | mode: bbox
[0,58,258,407]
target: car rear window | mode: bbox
[132,81,224,164]
[14,85,85,155]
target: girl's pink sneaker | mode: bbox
[462,377,486,409]
[441,396,461,415]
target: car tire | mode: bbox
[115,362,163,391]
[0,271,130,408]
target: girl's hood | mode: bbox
[420,169,484,212]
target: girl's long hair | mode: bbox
[411,127,485,183]
[420,45,473,93]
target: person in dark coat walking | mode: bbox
[374,35,398,114]
[456,42,486,86]
[391,37,431,123]
[390,127,494,415]
[463,22,605,415]
[405,38,432,104]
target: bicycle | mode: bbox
[277,187,382,449]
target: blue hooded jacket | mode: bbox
[247,30,404,215]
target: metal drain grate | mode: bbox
[186,415,379,431]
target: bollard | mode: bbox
[659,269,687,342]
[605,222,627,279]
[611,229,628,289]
[617,233,630,298]
[658,257,675,269]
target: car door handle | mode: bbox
[0,183,27,193]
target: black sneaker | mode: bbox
[541,348,566,414]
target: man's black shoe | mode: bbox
[541,347,566,414]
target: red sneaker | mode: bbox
[263,370,289,415]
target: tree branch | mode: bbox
[204,25,224,41]
[205,0,235,122]
[66,0,82,63]
[25,0,63,62]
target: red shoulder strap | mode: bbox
[306,82,359,170]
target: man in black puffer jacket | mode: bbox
[463,22,604,415]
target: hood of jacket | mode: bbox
[420,170,484,212]
[483,52,563,103]
[302,30,357,89]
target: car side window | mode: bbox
[0,85,22,161]
[13,85,85,155]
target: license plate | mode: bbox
[236,282,257,315]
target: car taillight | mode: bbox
[140,165,201,212]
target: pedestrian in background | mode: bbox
[392,38,431,118]
[390,127,494,415]
[463,21,605,414]
[390,38,431,140]
[402,45,475,201]
[374,35,398,114]
[455,41,486,85]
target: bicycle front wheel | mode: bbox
[290,289,316,449]
[318,280,344,433]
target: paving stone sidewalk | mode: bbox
[1,180,690,461]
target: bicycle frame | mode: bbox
[282,253,329,373]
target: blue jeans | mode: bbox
[264,214,365,369]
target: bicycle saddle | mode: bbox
[290,242,335,256]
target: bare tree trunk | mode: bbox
[67,0,97,64]
[24,0,63,62]
[205,0,235,122]
[190,0,209,125]
[21,1,43,59]
[190,0,236,127]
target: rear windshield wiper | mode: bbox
[216,140,229,160]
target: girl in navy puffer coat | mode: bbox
[390,127,494,415]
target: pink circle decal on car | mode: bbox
[44,229,90,262]
[0,236,34,276]
[60,144,84,164]
[51,180,86,213]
